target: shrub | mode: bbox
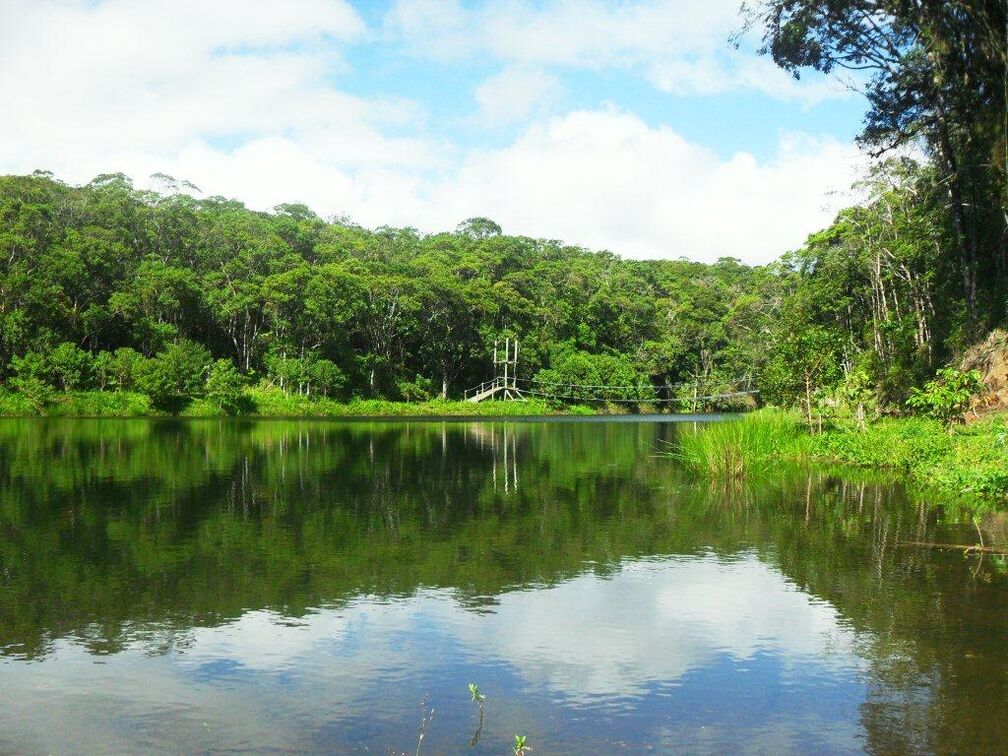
[906,367,984,430]
[205,359,245,414]
[309,358,345,397]
[397,374,435,402]
[48,342,94,391]
[8,352,53,411]
[135,339,212,408]
[534,348,654,403]
[95,347,145,390]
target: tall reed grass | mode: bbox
[672,409,805,478]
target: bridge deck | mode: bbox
[464,376,758,404]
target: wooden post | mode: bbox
[513,341,518,390]
[504,337,510,398]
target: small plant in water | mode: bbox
[467,682,486,747]
[414,694,434,756]
[670,409,802,479]
[468,682,486,707]
[513,734,532,755]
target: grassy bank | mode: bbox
[675,409,1008,505]
[808,416,1008,500]
[0,387,596,418]
[672,410,808,479]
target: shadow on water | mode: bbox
[0,418,1006,753]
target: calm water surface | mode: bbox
[1,418,1006,754]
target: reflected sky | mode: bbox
[1,418,1007,754]
[2,554,870,754]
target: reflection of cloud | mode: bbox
[464,554,863,700]
[173,554,862,702]
[1,556,868,752]
[181,609,353,673]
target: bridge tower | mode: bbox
[494,338,523,400]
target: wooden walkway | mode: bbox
[464,376,757,404]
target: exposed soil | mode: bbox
[962,329,1008,414]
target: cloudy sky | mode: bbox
[0,0,869,263]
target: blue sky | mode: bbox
[0,0,869,263]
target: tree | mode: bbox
[743,0,1007,326]
[8,352,53,411]
[48,342,93,391]
[135,340,211,408]
[205,359,245,415]
[456,217,502,240]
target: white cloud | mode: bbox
[0,0,861,264]
[648,55,850,107]
[474,66,563,126]
[386,0,848,105]
[422,109,863,262]
[111,108,859,263]
[0,0,432,183]
[386,0,738,65]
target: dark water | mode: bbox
[1,418,1006,755]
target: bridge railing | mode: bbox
[463,375,760,404]
[463,377,504,400]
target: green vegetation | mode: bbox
[0,386,590,418]
[673,409,806,479]
[0,172,774,415]
[810,415,1008,501]
[906,368,985,430]
[676,410,1008,504]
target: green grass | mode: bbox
[0,387,596,418]
[0,390,154,417]
[810,415,1008,500]
[674,407,1008,505]
[672,409,807,478]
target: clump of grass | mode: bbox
[672,409,805,479]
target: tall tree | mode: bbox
[743,0,1007,326]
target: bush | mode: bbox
[534,348,654,403]
[906,367,984,430]
[263,352,346,397]
[8,352,53,411]
[135,339,212,409]
[309,358,345,397]
[95,347,145,390]
[48,342,94,391]
[205,359,245,414]
[397,374,435,402]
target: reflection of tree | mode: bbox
[0,420,1006,751]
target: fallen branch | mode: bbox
[897,540,1008,555]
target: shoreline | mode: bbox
[0,388,744,420]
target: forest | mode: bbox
[0,0,1004,417]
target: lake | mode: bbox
[0,417,1005,754]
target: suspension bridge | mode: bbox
[463,338,759,406]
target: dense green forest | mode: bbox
[0,0,1003,415]
[0,170,780,410]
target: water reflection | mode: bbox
[0,418,1006,754]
